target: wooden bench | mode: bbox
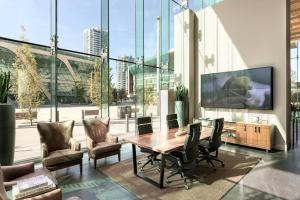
[15,111,37,120]
[82,109,99,120]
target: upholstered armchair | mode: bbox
[0,163,62,200]
[37,121,83,175]
[83,117,121,169]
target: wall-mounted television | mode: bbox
[201,67,273,110]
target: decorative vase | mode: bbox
[0,104,15,165]
[175,101,188,127]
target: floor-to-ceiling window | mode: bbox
[0,0,185,162]
[0,0,51,162]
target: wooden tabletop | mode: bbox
[125,127,212,154]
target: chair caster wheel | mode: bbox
[185,185,189,190]
[222,163,225,167]
[213,168,216,171]
[166,180,171,184]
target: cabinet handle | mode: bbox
[255,127,257,132]
[258,127,261,133]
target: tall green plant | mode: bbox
[0,72,11,103]
[175,83,188,101]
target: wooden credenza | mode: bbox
[222,122,275,151]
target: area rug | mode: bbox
[98,150,260,200]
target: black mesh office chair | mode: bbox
[137,116,159,171]
[166,114,179,129]
[165,122,201,190]
[198,118,225,171]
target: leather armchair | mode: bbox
[83,117,121,168]
[37,121,83,175]
[0,164,62,200]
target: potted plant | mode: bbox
[0,71,15,165]
[175,83,188,127]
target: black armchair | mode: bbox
[165,122,201,190]
[136,117,160,171]
[198,118,225,171]
[166,114,179,129]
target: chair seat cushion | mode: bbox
[44,149,83,167]
[199,140,210,148]
[199,140,213,153]
[92,142,121,155]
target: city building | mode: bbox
[83,27,107,56]
[116,56,134,97]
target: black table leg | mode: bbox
[132,144,137,174]
[160,154,165,189]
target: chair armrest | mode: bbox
[106,133,118,143]
[41,143,49,158]
[26,188,62,200]
[166,154,182,167]
[86,136,95,150]
[69,138,81,151]
[2,162,34,182]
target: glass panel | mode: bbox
[136,0,144,116]
[144,66,160,132]
[57,49,101,149]
[0,38,51,162]
[50,0,58,121]
[0,0,50,45]
[101,0,109,117]
[57,0,101,53]
[144,0,160,66]
[109,0,135,60]
[109,59,136,139]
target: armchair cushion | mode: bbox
[0,167,8,200]
[83,117,110,143]
[43,149,83,167]
[2,162,34,182]
[92,142,121,156]
[37,121,75,153]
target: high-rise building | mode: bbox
[83,27,107,56]
[116,56,134,97]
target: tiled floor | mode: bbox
[45,143,300,200]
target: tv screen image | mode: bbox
[201,67,273,110]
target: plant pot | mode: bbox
[175,101,188,127]
[0,104,15,165]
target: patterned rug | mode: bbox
[99,150,261,200]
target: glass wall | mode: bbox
[0,0,186,162]
[291,42,300,107]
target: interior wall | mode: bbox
[174,10,195,123]
[194,0,289,150]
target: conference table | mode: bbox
[125,126,212,189]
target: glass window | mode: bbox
[0,0,50,45]
[57,0,101,53]
[109,0,135,60]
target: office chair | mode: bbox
[166,114,179,129]
[165,122,202,190]
[137,116,160,171]
[198,118,225,171]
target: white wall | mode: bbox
[174,10,195,123]
[192,0,288,150]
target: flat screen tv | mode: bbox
[201,67,273,110]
